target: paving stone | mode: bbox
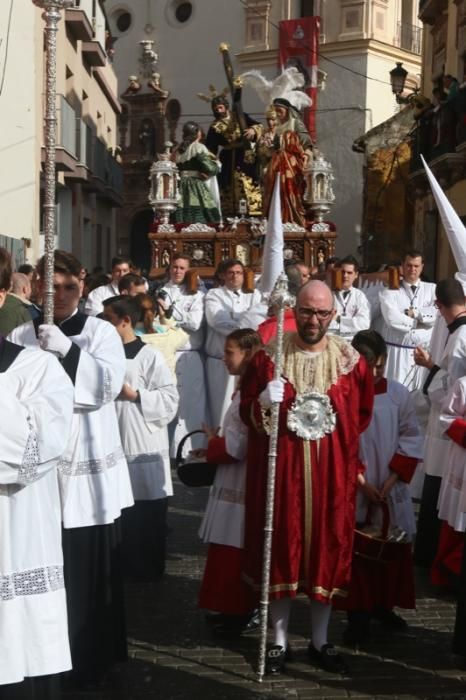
[62,473,466,700]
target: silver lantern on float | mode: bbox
[305,150,336,223]
[148,142,180,231]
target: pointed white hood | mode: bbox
[422,154,466,288]
[258,175,284,295]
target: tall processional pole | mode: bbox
[256,272,294,682]
[254,175,292,681]
[32,0,72,323]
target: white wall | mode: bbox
[107,0,256,134]
[0,1,39,247]
[316,53,367,256]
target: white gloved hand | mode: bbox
[259,378,285,408]
[38,324,72,358]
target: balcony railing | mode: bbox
[66,0,107,60]
[410,88,466,172]
[92,138,107,181]
[107,156,123,194]
[396,22,422,55]
[77,118,92,168]
[93,0,106,52]
[57,95,78,157]
[73,0,93,16]
[91,138,123,197]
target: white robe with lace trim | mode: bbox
[423,323,466,478]
[9,316,134,528]
[358,380,423,540]
[115,343,178,500]
[198,391,248,548]
[438,377,466,531]
[0,347,74,685]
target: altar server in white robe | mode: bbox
[9,250,134,689]
[157,255,208,455]
[413,278,466,568]
[437,376,466,656]
[380,250,436,387]
[102,295,178,579]
[205,259,262,427]
[412,156,466,566]
[438,377,466,533]
[0,248,74,700]
[84,256,131,316]
[340,330,423,644]
[198,328,262,625]
[328,256,371,340]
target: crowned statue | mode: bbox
[241,67,314,227]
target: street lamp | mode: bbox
[389,62,419,104]
[33,0,72,323]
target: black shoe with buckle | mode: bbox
[265,645,289,675]
[307,643,349,674]
[242,609,260,633]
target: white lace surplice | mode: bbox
[9,316,134,527]
[0,348,74,684]
[199,392,248,549]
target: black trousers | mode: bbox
[0,674,60,700]
[121,498,168,580]
[453,528,466,655]
[62,519,127,684]
[413,474,442,568]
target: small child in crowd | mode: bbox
[338,330,423,644]
[102,295,179,580]
[197,328,262,632]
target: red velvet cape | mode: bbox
[240,346,374,603]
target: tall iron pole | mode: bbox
[32,0,72,323]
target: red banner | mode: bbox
[278,17,320,143]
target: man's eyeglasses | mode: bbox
[297,307,333,320]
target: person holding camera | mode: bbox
[156,255,208,456]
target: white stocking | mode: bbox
[269,598,292,649]
[310,599,332,651]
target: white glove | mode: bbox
[259,378,285,408]
[38,324,72,358]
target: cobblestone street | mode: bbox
[66,476,466,700]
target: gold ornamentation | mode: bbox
[266,333,359,396]
[197,84,229,104]
[235,171,262,216]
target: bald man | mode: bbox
[240,280,374,675]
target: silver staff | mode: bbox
[33,0,72,322]
[257,271,295,682]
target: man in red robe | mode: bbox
[240,280,374,675]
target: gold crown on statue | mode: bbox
[197,84,229,103]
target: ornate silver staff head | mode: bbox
[269,270,295,310]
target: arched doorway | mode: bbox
[130,209,153,273]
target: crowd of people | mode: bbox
[2,242,466,698]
